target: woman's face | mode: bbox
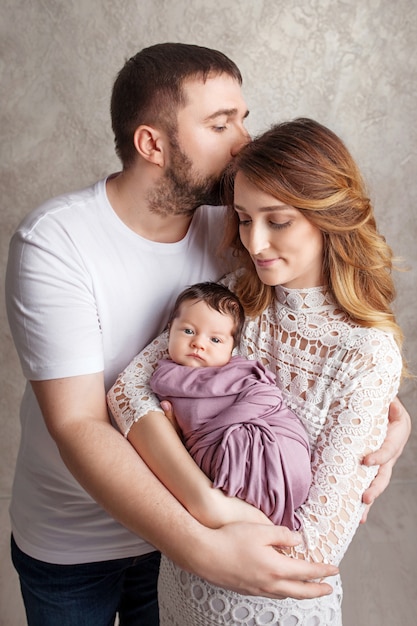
[233,172,325,289]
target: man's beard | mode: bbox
[147,137,222,217]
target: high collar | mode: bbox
[274,285,335,312]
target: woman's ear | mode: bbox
[133,125,166,167]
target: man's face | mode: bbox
[176,73,250,183]
[148,73,250,216]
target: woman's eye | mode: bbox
[270,221,292,230]
[238,220,251,227]
[213,125,227,132]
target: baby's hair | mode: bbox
[168,282,245,347]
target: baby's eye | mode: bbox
[211,337,221,344]
[183,328,194,335]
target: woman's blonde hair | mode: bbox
[222,118,405,357]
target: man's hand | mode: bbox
[158,401,338,598]
[31,376,338,601]
[191,523,338,599]
[361,396,411,522]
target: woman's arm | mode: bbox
[360,396,411,522]
[108,330,170,436]
[129,410,272,528]
[284,332,403,565]
[107,330,272,527]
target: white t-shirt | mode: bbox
[6,177,227,564]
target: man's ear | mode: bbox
[133,125,166,167]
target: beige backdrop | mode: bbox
[1,1,416,624]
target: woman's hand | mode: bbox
[361,396,411,522]
[160,400,181,434]
[206,486,274,528]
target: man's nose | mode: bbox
[231,126,251,157]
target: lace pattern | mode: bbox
[108,332,169,435]
[158,557,343,626]
[107,278,402,624]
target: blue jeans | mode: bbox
[11,535,160,626]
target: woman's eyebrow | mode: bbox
[234,203,292,212]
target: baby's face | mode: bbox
[168,299,235,368]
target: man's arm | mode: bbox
[361,396,411,522]
[31,373,338,599]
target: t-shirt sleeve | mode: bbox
[6,220,104,380]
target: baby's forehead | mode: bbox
[179,298,229,316]
[176,299,236,328]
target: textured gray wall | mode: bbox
[1,1,416,624]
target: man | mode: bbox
[6,43,410,626]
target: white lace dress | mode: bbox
[108,281,402,626]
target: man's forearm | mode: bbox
[31,373,338,599]
[55,416,209,567]
[56,418,339,598]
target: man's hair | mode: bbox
[168,282,245,348]
[111,43,242,168]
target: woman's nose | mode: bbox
[246,225,270,256]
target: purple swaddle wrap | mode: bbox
[150,356,311,529]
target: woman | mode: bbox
[108,118,406,624]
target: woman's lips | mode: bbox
[254,257,280,268]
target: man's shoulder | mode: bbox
[14,179,105,238]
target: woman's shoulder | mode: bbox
[344,322,399,351]
[337,324,403,384]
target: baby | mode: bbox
[150,282,311,529]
